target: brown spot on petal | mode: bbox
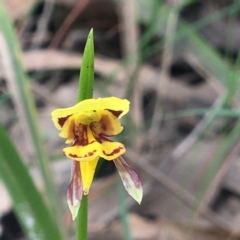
[106,109,123,118]
[93,136,103,144]
[58,114,72,127]
[90,114,116,138]
[82,150,97,158]
[69,153,81,158]
[74,124,88,146]
[66,150,97,159]
[88,150,97,156]
[101,124,107,131]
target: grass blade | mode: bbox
[0,2,66,236]
[0,124,62,240]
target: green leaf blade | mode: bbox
[0,124,63,240]
[0,5,66,237]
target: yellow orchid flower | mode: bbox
[51,97,142,220]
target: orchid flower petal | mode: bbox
[81,157,99,194]
[63,126,101,161]
[52,97,129,125]
[63,143,100,161]
[99,140,126,160]
[114,157,142,204]
[59,115,75,143]
[67,161,83,220]
[90,109,123,137]
[73,97,129,119]
[52,110,73,130]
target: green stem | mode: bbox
[77,195,88,240]
[76,29,94,240]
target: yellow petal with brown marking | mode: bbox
[69,97,129,119]
[99,140,126,160]
[59,115,75,143]
[63,141,100,161]
[90,109,123,137]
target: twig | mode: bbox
[126,149,232,229]
[50,0,90,48]
[159,97,223,174]
[184,52,226,96]
[119,0,144,150]
[192,136,240,227]
[31,0,55,49]
[148,6,180,140]
[31,81,66,107]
